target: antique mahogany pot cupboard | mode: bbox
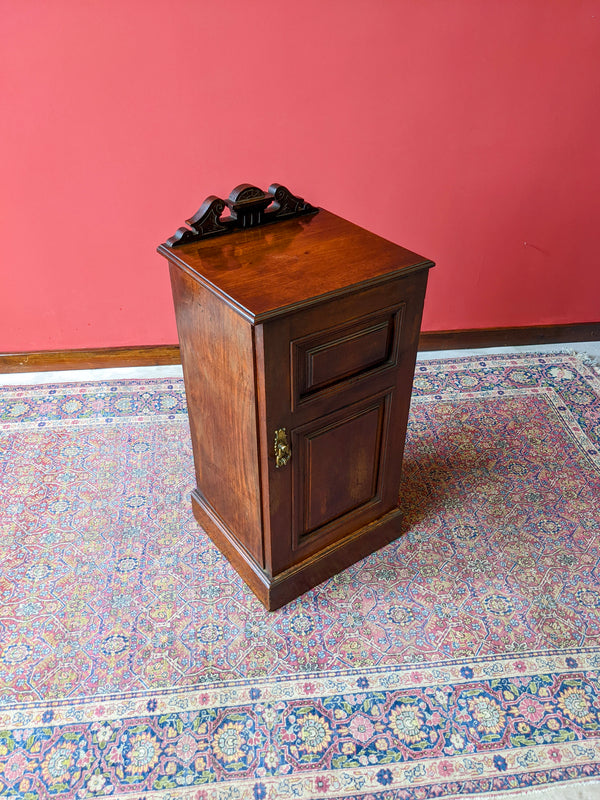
[158,184,434,610]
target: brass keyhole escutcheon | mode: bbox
[274,428,291,468]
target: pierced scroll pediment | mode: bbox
[164,183,318,247]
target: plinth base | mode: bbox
[191,489,403,611]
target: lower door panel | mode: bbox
[291,390,393,555]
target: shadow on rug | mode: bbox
[0,352,599,799]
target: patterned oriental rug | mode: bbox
[1,352,600,800]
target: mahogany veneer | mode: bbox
[158,184,434,609]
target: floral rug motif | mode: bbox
[0,352,599,799]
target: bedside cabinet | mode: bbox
[158,183,434,610]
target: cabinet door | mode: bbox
[290,389,392,547]
[255,271,428,576]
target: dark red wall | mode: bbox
[2,0,599,351]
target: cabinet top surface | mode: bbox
[159,209,434,322]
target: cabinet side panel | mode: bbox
[169,265,263,566]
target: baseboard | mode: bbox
[418,322,600,351]
[0,345,181,373]
[1,323,599,373]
